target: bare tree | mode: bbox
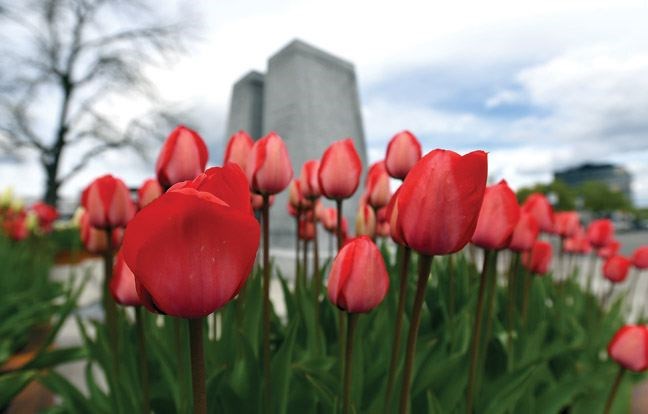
[0,0,191,205]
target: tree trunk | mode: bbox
[42,163,60,207]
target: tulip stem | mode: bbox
[188,318,206,414]
[384,246,411,410]
[261,195,272,411]
[295,212,300,290]
[448,254,455,321]
[335,199,343,251]
[312,210,322,353]
[102,229,119,379]
[521,269,533,325]
[343,313,359,414]
[466,250,491,414]
[604,366,625,414]
[302,239,309,291]
[135,307,150,414]
[507,252,520,371]
[399,254,433,414]
[174,318,189,414]
[586,252,598,293]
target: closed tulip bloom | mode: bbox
[299,218,316,241]
[385,130,422,180]
[522,240,553,275]
[79,211,108,253]
[3,212,28,241]
[603,255,631,283]
[509,213,540,252]
[633,246,648,270]
[598,240,621,260]
[318,138,363,200]
[156,125,209,189]
[553,211,580,238]
[122,165,260,318]
[397,149,488,256]
[252,194,274,211]
[320,207,338,232]
[385,188,406,245]
[471,180,520,250]
[30,202,58,233]
[138,179,163,209]
[365,161,391,209]
[110,250,142,307]
[521,193,554,233]
[608,325,648,372]
[356,203,376,238]
[81,175,135,229]
[588,219,615,249]
[327,236,389,313]
[300,160,321,199]
[563,230,592,255]
[224,130,254,171]
[246,131,293,195]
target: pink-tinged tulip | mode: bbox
[300,160,321,199]
[138,179,163,209]
[122,165,260,318]
[320,207,338,232]
[79,211,108,253]
[156,125,209,189]
[587,219,615,249]
[509,213,540,252]
[110,250,142,307]
[471,180,520,250]
[246,131,293,195]
[376,220,390,238]
[252,194,274,211]
[288,180,311,212]
[81,175,135,229]
[553,211,580,238]
[224,130,254,171]
[603,255,631,283]
[318,138,362,200]
[563,230,592,255]
[522,240,553,275]
[327,236,389,313]
[385,188,406,245]
[521,193,554,233]
[356,203,376,238]
[365,161,391,209]
[3,212,28,241]
[298,218,316,241]
[608,325,648,372]
[598,240,621,260]
[632,246,648,270]
[385,130,422,180]
[396,149,488,256]
[30,202,58,233]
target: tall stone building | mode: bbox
[225,39,368,251]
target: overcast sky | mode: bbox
[2,0,648,206]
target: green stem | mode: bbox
[521,269,533,325]
[507,252,520,370]
[174,318,189,414]
[336,199,343,251]
[343,313,359,414]
[481,251,499,367]
[136,307,150,414]
[398,254,433,414]
[586,252,598,293]
[188,318,206,414]
[604,367,625,414]
[261,195,271,411]
[384,246,411,410]
[312,210,322,353]
[302,239,309,291]
[448,254,455,321]
[102,229,119,379]
[295,212,301,290]
[466,250,491,414]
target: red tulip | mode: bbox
[3,212,28,241]
[138,179,163,209]
[288,180,312,212]
[252,194,274,211]
[471,180,520,251]
[509,213,540,252]
[298,218,316,241]
[224,130,254,171]
[563,229,592,255]
[385,130,422,180]
[396,149,488,256]
[553,211,580,238]
[81,175,135,229]
[598,240,621,260]
[30,202,58,233]
[385,188,406,245]
[156,125,209,189]
[246,131,293,195]
[603,255,631,283]
[320,207,337,232]
[122,165,260,318]
[327,236,389,313]
[365,161,391,209]
[79,211,108,253]
[300,160,321,199]
[607,325,648,372]
[110,250,142,307]
[632,246,648,270]
[355,203,376,238]
[587,219,615,249]
[318,138,362,200]
[522,240,553,275]
[521,193,554,233]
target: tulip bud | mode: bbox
[79,211,108,253]
[365,161,391,209]
[30,202,58,233]
[522,240,552,275]
[318,138,362,200]
[521,193,554,233]
[385,188,406,245]
[598,240,621,260]
[607,325,648,372]
[81,175,135,229]
[385,130,422,180]
[300,160,321,199]
[288,180,311,212]
[603,255,631,283]
[3,212,28,241]
[246,132,293,195]
[320,207,338,232]
[299,218,316,241]
[156,125,209,189]
[509,213,540,253]
[397,149,488,256]
[110,250,142,307]
[471,180,520,251]
[355,203,376,238]
[553,211,580,238]
[137,179,163,210]
[587,219,615,249]
[224,130,254,171]
[632,246,648,270]
[327,236,389,313]
[252,193,274,211]
[563,229,592,255]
